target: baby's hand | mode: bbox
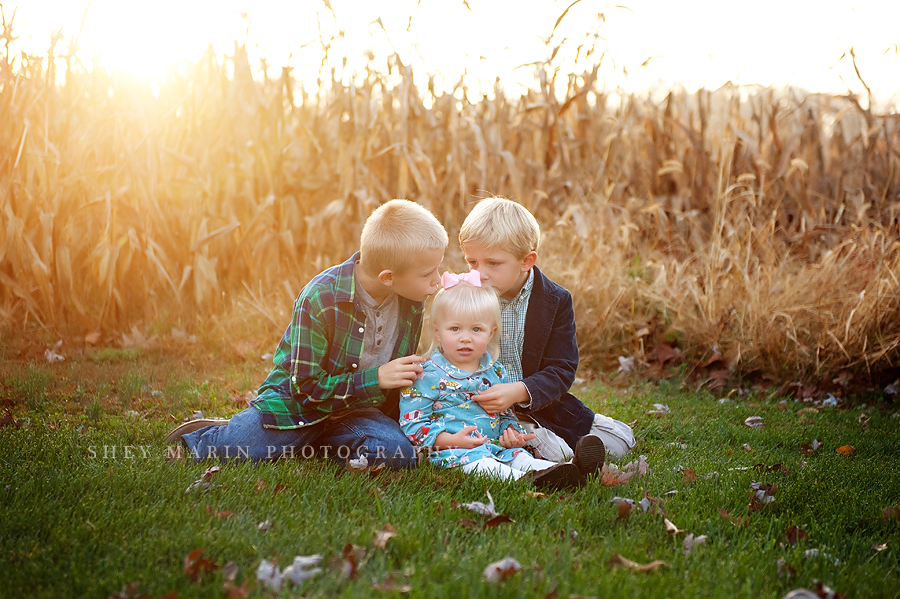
[433,426,488,450]
[498,426,536,448]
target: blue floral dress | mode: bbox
[399,350,527,469]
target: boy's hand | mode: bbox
[433,427,488,450]
[474,382,529,413]
[378,355,426,389]
[498,425,536,448]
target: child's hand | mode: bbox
[473,382,529,413]
[433,427,488,450]
[498,426,536,448]
[378,355,426,389]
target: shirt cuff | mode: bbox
[516,381,534,410]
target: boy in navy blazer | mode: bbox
[460,198,634,476]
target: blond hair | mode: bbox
[429,281,502,360]
[458,197,540,259]
[359,199,448,275]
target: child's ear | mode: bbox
[378,269,394,286]
[520,251,537,271]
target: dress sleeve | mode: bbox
[492,362,525,433]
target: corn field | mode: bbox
[1,34,898,389]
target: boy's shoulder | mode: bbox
[299,253,358,305]
[529,266,571,303]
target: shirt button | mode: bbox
[358,327,364,333]
[351,363,358,369]
[291,376,296,382]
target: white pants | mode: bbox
[460,452,557,481]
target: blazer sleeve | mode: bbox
[494,362,526,433]
[520,289,578,413]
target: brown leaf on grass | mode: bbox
[777,400,789,410]
[682,468,698,484]
[858,413,871,429]
[223,580,251,598]
[749,481,778,511]
[872,543,888,552]
[483,515,515,530]
[801,440,823,456]
[272,484,290,495]
[457,517,479,529]
[744,416,763,429]
[663,518,685,535]
[373,524,397,549]
[600,464,636,487]
[882,507,900,520]
[185,466,222,494]
[526,490,548,499]
[835,445,856,455]
[482,557,522,582]
[718,508,749,527]
[450,500,462,510]
[640,491,666,515]
[784,526,809,547]
[610,496,635,519]
[608,554,668,572]
[184,548,219,582]
[257,518,273,532]
[798,407,819,415]
[328,543,366,580]
[648,342,681,365]
[0,409,21,428]
[222,561,238,582]
[107,582,143,599]
[255,479,267,492]
[84,331,102,345]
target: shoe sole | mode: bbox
[573,435,606,478]
[531,463,583,491]
[164,419,230,444]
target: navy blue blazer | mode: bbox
[518,266,596,450]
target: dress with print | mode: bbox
[399,350,526,469]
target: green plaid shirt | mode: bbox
[253,253,424,429]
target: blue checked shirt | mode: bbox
[499,269,534,405]
[253,253,424,429]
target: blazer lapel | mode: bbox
[521,267,558,377]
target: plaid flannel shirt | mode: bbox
[253,252,424,429]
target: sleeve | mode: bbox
[288,295,385,415]
[398,366,446,448]
[520,289,578,413]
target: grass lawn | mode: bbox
[1,342,899,598]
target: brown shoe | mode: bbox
[164,419,230,444]
[530,462,583,491]
[573,434,606,479]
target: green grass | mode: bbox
[1,351,899,599]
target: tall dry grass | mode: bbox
[0,28,898,388]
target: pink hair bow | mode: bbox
[441,270,482,289]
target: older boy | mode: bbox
[459,198,635,477]
[165,200,448,468]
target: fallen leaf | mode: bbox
[608,554,668,572]
[749,481,778,511]
[682,468,698,484]
[872,543,888,552]
[784,526,809,547]
[600,464,636,487]
[462,489,499,518]
[256,560,282,592]
[742,444,753,452]
[744,416,763,429]
[683,533,708,555]
[185,466,222,494]
[798,407,819,415]
[610,496,635,519]
[526,490,548,499]
[282,555,323,584]
[273,484,290,495]
[457,518,479,529]
[373,524,397,549]
[85,331,102,345]
[184,548,219,582]
[258,518,273,532]
[482,557,521,582]
[255,479,268,492]
[223,580,251,598]
[835,445,856,455]
[621,455,651,477]
[646,403,670,416]
[483,515,515,530]
[663,518,685,535]
[648,342,681,365]
[222,561,239,582]
[882,507,900,520]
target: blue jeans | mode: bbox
[180,406,416,469]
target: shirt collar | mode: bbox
[430,349,494,379]
[501,268,534,307]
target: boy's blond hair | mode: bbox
[429,281,502,360]
[360,199,448,275]
[458,197,540,259]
